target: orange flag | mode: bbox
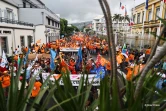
[36,39,41,44]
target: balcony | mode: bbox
[144,21,149,25]
[133,23,143,27]
[149,20,156,24]
[0,17,34,27]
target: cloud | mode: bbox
[41,0,145,23]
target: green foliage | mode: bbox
[66,25,80,36]
[60,18,68,36]
[60,18,79,37]
[112,14,130,23]
[85,28,91,33]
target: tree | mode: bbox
[85,28,91,33]
[72,25,79,32]
[122,15,130,23]
[112,14,121,23]
[60,18,68,36]
[66,25,79,36]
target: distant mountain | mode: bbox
[71,21,92,30]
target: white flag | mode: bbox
[0,50,8,68]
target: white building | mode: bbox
[92,15,106,35]
[92,15,131,45]
[18,0,60,44]
[0,0,60,56]
[0,0,34,56]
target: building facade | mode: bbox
[131,0,166,48]
[92,15,106,35]
[0,0,60,56]
[0,0,34,55]
[17,0,60,44]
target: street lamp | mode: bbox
[44,29,50,44]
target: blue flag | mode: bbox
[50,49,56,70]
[76,47,82,71]
[145,0,149,10]
[96,66,106,79]
[24,48,30,65]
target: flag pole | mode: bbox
[140,1,147,51]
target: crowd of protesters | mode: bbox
[0,33,166,98]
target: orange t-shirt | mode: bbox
[2,75,10,88]
[31,81,42,97]
[129,54,134,61]
[116,55,122,64]
[106,62,111,70]
[146,49,151,55]
[41,48,45,53]
[126,68,133,81]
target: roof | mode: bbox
[132,0,159,11]
[2,0,18,8]
[93,15,104,20]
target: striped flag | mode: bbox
[145,0,149,10]
[161,0,166,3]
[125,7,127,16]
[120,2,122,7]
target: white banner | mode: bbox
[42,74,100,86]
[60,48,79,52]
[59,74,100,86]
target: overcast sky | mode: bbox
[41,0,145,23]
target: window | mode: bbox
[142,11,144,23]
[148,10,152,21]
[48,18,50,25]
[156,7,160,20]
[52,21,54,26]
[30,4,33,8]
[7,10,13,19]
[23,2,26,8]
[165,9,166,19]
[48,36,51,43]
[20,36,25,47]
[137,13,140,23]
[3,31,11,34]
[1,37,8,53]
[133,14,135,23]
[27,36,33,48]
[55,22,57,27]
